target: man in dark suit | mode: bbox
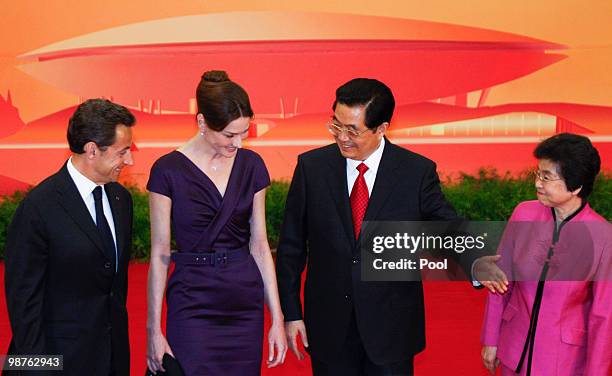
[4,99,135,375]
[276,78,505,375]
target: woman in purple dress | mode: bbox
[145,70,287,375]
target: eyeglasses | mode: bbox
[326,120,372,138]
[532,169,563,182]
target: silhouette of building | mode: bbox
[0,91,25,138]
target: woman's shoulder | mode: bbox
[515,200,542,210]
[238,148,266,168]
[239,148,263,160]
[583,203,609,223]
[510,200,547,220]
[237,149,270,190]
[151,150,182,170]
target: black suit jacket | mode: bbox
[276,140,462,365]
[4,164,132,375]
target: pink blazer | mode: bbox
[481,200,611,376]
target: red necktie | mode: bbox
[350,163,369,239]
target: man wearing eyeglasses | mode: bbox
[276,78,506,375]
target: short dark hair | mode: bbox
[333,78,395,130]
[196,70,253,131]
[534,133,601,198]
[67,99,135,154]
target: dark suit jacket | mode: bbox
[276,140,463,365]
[4,164,132,375]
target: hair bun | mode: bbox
[202,70,230,83]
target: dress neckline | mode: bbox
[173,149,241,199]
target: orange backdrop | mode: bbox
[1,1,611,193]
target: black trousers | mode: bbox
[311,310,414,376]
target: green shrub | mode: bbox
[266,180,290,249]
[589,173,612,219]
[0,190,28,259]
[442,169,611,220]
[127,185,151,261]
[442,168,535,220]
[0,170,609,260]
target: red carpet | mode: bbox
[0,263,492,375]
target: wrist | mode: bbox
[146,325,162,334]
[271,313,285,326]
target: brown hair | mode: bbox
[67,98,135,153]
[195,70,253,131]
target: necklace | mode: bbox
[211,165,218,172]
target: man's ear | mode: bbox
[378,122,389,135]
[83,142,97,159]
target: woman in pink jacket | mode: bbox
[481,133,611,376]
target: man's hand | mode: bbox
[285,320,309,360]
[474,255,509,294]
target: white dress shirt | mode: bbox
[66,157,118,268]
[346,137,385,196]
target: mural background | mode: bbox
[0,2,611,375]
[1,1,611,195]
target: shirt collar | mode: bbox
[66,156,100,201]
[346,137,385,172]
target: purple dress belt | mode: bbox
[171,246,250,266]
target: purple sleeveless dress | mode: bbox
[147,149,270,375]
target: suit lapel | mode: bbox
[55,165,110,261]
[364,139,401,223]
[325,145,356,247]
[105,184,125,261]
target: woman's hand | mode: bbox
[481,345,500,375]
[147,328,174,374]
[267,322,288,368]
